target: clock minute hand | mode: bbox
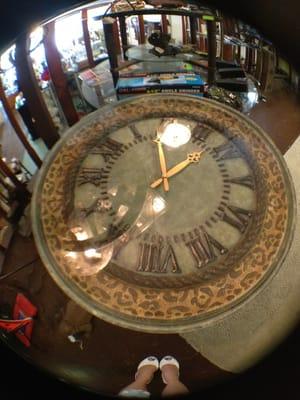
[150,151,204,189]
[153,138,169,192]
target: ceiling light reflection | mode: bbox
[66,251,77,259]
[108,186,118,196]
[152,196,166,213]
[84,248,99,258]
[73,228,89,241]
[117,204,129,218]
[77,243,114,275]
[161,120,191,148]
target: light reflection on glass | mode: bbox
[64,243,114,276]
[64,191,166,275]
[84,248,98,258]
[73,228,89,241]
[112,191,167,261]
[152,196,166,213]
[117,204,129,218]
[108,186,118,196]
[161,120,191,148]
[133,192,166,235]
[66,251,77,259]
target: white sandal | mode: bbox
[135,356,159,380]
[159,356,180,384]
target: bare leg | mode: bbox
[120,364,157,392]
[161,365,189,397]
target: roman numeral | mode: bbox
[227,175,254,190]
[77,167,106,186]
[137,242,161,272]
[137,242,181,273]
[186,229,227,269]
[129,124,143,140]
[90,138,123,161]
[160,244,181,273]
[221,205,252,233]
[213,141,240,160]
[192,123,212,141]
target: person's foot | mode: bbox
[159,356,180,384]
[135,356,159,385]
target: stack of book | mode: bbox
[78,68,111,88]
[116,72,206,98]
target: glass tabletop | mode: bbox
[31,94,296,333]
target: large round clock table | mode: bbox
[31,94,296,336]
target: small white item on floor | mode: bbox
[18,204,32,237]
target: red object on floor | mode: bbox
[0,317,32,333]
[12,293,38,347]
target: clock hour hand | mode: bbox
[153,137,169,192]
[150,151,204,189]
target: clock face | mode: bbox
[70,117,255,277]
[32,95,295,332]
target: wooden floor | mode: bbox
[249,83,300,153]
[0,81,300,398]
